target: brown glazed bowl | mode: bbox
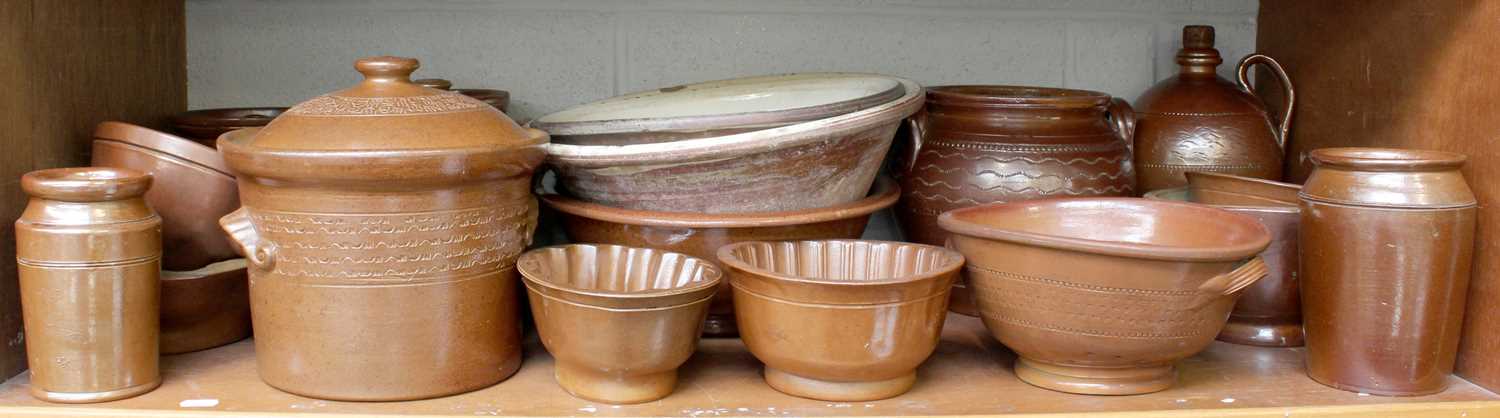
[541,176,899,337]
[1184,171,1301,206]
[1146,184,1303,347]
[91,121,241,271]
[159,259,250,354]
[169,107,287,146]
[543,76,920,214]
[939,198,1270,395]
[717,240,963,401]
[519,244,719,404]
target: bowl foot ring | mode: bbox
[1014,357,1174,395]
[763,367,915,402]
[555,361,677,405]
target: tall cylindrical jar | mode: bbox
[216,56,546,401]
[894,85,1136,315]
[16,167,162,403]
[1299,147,1476,396]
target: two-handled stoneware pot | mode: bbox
[940,198,1270,395]
[519,244,719,404]
[717,240,964,401]
[217,56,547,401]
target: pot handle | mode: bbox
[1189,256,1268,309]
[903,109,927,172]
[1106,97,1136,154]
[1236,54,1294,150]
[219,207,276,271]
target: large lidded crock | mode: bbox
[216,56,547,401]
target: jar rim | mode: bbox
[1310,147,1467,171]
[22,167,151,202]
[926,85,1111,109]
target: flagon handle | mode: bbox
[1236,54,1294,150]
[219,207,276,271]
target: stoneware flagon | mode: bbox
[169,107,287,146]
[717,240,963,401]
[542,74,921,214]
[519,244,719,404]
[939,198,1270,395]
[1146,173,1304,347]
[541,177,899,337]
[16,167,162,403]
[1299,147,1476,396]
[894,85,1136,316]
[414,78,510,113]
[91,121,251,354]
[1134,25,1295,192]
[216,56,547,401]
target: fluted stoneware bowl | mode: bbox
[939,198,1270,395]
[717,240,964,401]
[519,244,719,404]
[541,177,899,337]
[542,74,921,214]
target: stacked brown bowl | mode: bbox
[536,73,923,336]
[90,121,250,354]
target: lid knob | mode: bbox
[354,56,419,82]
[1183,25,1215,49]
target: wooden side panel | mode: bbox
[0,0,186,380]
[1258,0,1500,392]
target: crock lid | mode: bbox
[532,73,905,138]
[242,56,535,151]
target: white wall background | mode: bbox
[187,0,1260,122]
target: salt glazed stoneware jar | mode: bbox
[1134,25,1295,192]
[216,56,548,401]
[16,167,162,403]
[894,85,1136,316]
[1299,148,1477,396]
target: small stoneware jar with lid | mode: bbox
[216,56,548,401]
[16,167,162,403]
[1299,147,1477,396]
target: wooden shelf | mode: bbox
[1,315,1496,417]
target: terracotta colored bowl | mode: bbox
[160,259,250,354]
[938,198,1270,395]
[540,176,899,337]
[91,121,241,271]
[168,107,286,146]
[543,76,921,214]
[519,244,719,404]
[717,240,963,401]
[1147,174,1304,347]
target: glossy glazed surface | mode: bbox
[168,107,286,146]
[718,240,962,401]
[544,78,920,214]
[519,244,718,404]
[1134,25,1294,191]
[893,85,1136,316]
[91,121,240,271]
[16,168,162,403]
[1300,147,1476,396]
[939,198,1270,395]
[1147,184,1303,347]
[541,177,898,337]
[216,56,546,401]
[535,73,903,141]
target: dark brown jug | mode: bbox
[1134,25,1294,192]
[894,86,1136,316]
